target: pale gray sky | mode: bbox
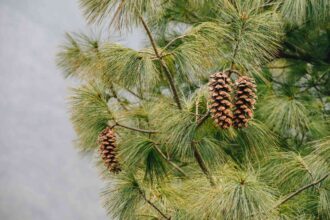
[0,1,144,219]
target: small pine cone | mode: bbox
[98,127,121,174]
[208,72,233,129]
[233,76,257,128]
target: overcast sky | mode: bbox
[0,1,144,219]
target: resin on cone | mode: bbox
[233,76,257,128]
[208,72,233,129]
[98,127,121,173]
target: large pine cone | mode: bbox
[98,127,121,174]
[208,72,233,129]
[233,76,257,128]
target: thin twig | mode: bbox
[137,188,171,220]
[116,123,158,134]
[250,173,330,218]
[191,111,216,186]
[93,44,129,110]
[152,143,188,177]
[138,13,182,109]
[114,121,186,176]
[228,19,247,77]
[191,141,216,186]
[160,34,188,55]
[151,52,174,60]
[274,173,329,209]
[196,111,210,128]
[109,83,128,110]
[124,87,143,100]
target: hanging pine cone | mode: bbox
[233,76,257,128]
[98,127,121,174]
[208,72,233,129]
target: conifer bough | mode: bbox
[98,127,121,174]
[208,72,233,129]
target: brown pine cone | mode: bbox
[98,127,121,174]
[233,76,257,128]
[208,72,233,129]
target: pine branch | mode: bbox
[109,83,128,110]
[137,187,171,220]
[124,87,144,100]
[196,111,210,128]
[152,143,188,177]
[138,14,182,110]
[274,173,329,209]
[191,110,216,186]
[231,36,240,69]
[249,173,330,218]
[192,141,216,186]
[115,122,158,134]
[114,119,187,176]
[151,52,174,60]
[229,19,247,76]
[160,34,188,55]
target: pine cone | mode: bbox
[233,76,257,128]
[98,127,121,173]
[208,72,233,129]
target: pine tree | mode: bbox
[58,0,330,219]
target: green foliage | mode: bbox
[214,0,283,71]
[258,96,310,137]
[59,0,330,219]
[101,171,143,219]
[263,142,330,218]
[318,187,330,219]
[191,165,277,219]
[100,44,160,90]
[150,99,197,159]
[69,83,112,152]
[167,22,231,83]
[80,0,168,29]
[278,0,330,25]
[232,120,278,161]
[119,135,168,183]
[310,136,330,162]
[57,33,100,79]
[265,151,318,189]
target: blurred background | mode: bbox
[0,1,143,219]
